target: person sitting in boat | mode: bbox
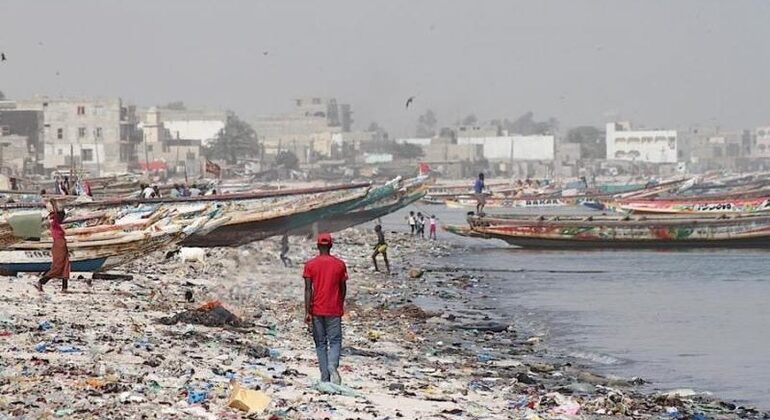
[474,173,486,215]
[372,224,390,274]
[34,199,71,293]
[141,184,156,199]
[170,184,181,198]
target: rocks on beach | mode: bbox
[0,228,763,418]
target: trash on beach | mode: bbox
[312,381,361,397]
[158,300,245,327]
[228,381,271,414]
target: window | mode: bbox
[0,125,10,136]
[57,149,63,155]
[78,127,86,138]
[147,145,153,152]
[82,149,93,162]
[57,128,63,139]
[95,127,102,138]
[77,106,85,115]
[186,151,196,160]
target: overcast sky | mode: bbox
[1,0,769,136]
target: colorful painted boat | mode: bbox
[615,196,770,215]
[444,196,565,209]
[455,214,770,249]
[181,187,371,247]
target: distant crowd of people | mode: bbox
[406,211,437,240]
[43,175,92,198]
[139,183,217,199]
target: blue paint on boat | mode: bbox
[0,257,107,273]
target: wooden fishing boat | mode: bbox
[614,196,770,215]
[444,196,565,209]
[181,187,371,247]
[457,213,770,249]
[0,212,215,274]
[290,178,429,236]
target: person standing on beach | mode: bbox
[474,173,486,215]
[429,215,438,240]
[34,200,71,293]
[416,212,426,238]
[303,233,348,384]
[371,224,390,274]
[280,233,291,267]
[406,211,416,236]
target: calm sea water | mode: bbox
[380,204,770,408]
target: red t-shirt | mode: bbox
[303,254,348,317]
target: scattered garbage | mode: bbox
[228,381,271,414]
[158,300,245,327]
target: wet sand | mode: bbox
[0,229,765,419]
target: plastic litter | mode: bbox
[312,381,361,397]
[228,381,271,414]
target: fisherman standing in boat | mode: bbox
[474,172,486,215]
[371,224,390,274]
[34,199,71,293]
[303,232,348,384]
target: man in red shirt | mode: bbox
[303,232,348,384]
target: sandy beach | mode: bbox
[0,229,765,419]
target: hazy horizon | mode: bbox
[1,0,769,136]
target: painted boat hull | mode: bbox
[617,196,770,215]
[0,252,107,274]
[462,214,770,249]
[182,192,368,247]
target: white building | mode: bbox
[456,135,555,161]
[606,122,677,163]
[158,108,226,147]
[755,127,770,157]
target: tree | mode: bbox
[503,112,558,135]
[275,150,299,170]
[461,114,478,126]
[164,101,186,110]
[416,109,437,137]
[566,126,605,159]
[203,112,260,164]
[391,142,424,159]
[0,90,5,100]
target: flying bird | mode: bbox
[262,51,269,56]
[1,53,6,61]
[405,96,415,109]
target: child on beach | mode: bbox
[416,212,426,238]
[407,211,416,236]
[371,224,390,274]
[429,215,437,240]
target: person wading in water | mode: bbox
[34,199,71,293]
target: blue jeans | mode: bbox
[311,316,342,382]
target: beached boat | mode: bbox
[290,177,429,236]
[444,196,565,209]
[614,196,770,215]
[181,187,371,247]
[0,211,215,274]
[448,213,770,249]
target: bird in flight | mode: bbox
[262,51,269,56]
[1,53,6,62]
[405,96,415,109]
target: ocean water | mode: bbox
[380,205,770,408]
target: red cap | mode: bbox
[317,232,333,246]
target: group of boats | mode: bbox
[443,172,770,249]
[0,175,429,275]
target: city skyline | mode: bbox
[1,0,770,136]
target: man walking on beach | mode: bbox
[303,233,348,384]
[371,224,390,274]
[474,173,486,215]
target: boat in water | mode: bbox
[446,213,770,249]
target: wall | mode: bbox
[755,127,770,157]
[456,135,555,161]
[605,122,677,163]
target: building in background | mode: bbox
[605,122,677,163]
[0,103,45,174]
[252,97,354,163]
[754,127,770,157]
[15,97,140,176]
[140,107,202,177]
[158,108,226,147]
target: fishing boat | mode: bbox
[290,177,429,236]
[0,211,215,274]
[613,196,770,215]
[181,186,371,247]
[447,213,770,249]
[444,196,565,209]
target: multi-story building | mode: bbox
[605,122,678,163]
[15,97,140,176]
[140,107,202,177]
[157,108,226,148]
[252,97,353,163]
[456,135,555,161]
[0,102,45,174]
[754,127,770,157]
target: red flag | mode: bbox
[205,160,221,177]
[418,162,431,176]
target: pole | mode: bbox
[93,129,101,177]
[143,131,150,176]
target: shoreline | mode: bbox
[0,228,765,418]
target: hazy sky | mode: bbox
[1,0,769,136]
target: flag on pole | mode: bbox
[205,160,221,177]
[418,162,432,176]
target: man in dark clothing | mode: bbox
[303,233,348,385]
[371,224,390,274]
[474,173,486,215]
